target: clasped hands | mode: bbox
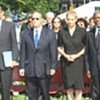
[11,61,19,68]
[65,54,79,62]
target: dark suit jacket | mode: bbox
[0,20,19,70]
[19,26,57,78]
[85,27,100,76]
[44,24,52,30]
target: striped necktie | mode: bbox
[34,30,39,48]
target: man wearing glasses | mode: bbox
[19,11,57,100]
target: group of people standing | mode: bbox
[0,5,100,100]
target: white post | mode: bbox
[83,0,86,5]
[70,0,73,6]
[89,0,91,2]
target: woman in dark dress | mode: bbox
[52,16,62,42]
[52,16,62,61]
[58,11,86,100]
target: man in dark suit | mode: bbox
[0,6,19,100]
[19,11,57,100]
[85,11,100,100]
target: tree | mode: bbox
[0,0,61,16]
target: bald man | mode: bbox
[19,11,57,100]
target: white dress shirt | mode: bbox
[0,20,2,31]
[95,27,100,38]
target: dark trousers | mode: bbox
[46,75,51,89]
[26,77,50,100]
[0,68,12,100]
[92,73,100,100]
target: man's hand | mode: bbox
[87,70,91,79]
[11,61,19,68]
[19,69,25,76]
[50,69,56,76]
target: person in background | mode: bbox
[20,13,33,42]
[0,6,19,100]
[85,10,100,100]
[52,16,62,40]
[58,11,86,100]
[45,12,55,30]
[52,16,62,61]
[19,11,57,100]
[21,13,33,31]
[88,17,95,31]
[76,18,88,29]
[15,18,23,50]
[5,15,13,22]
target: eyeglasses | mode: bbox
[32,18,39,20]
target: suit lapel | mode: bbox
[91,27,97,50]
[97,34,100,52]
[64,26,80,49]
[63,25,70,39]
[28,29,37,51]
[73,26,80,37]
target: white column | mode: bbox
[89,0,91,2]
[83,0,86,5]
[69,0,73,6]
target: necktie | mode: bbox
[34,30,39,48]
[95,28,100,50]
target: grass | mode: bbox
[0,91,91,100]
[0,93,90,100]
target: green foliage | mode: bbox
[0,0,61,16]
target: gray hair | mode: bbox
[46,12,55,18]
